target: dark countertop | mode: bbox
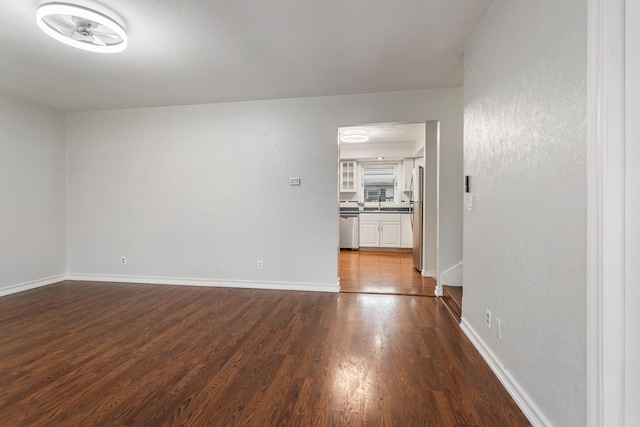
[340,206,412,214]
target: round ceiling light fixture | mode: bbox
[340,129,370,143]
[36,3,127,53]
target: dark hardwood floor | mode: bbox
[442,285,463,323]
[339,250,436,296]
[0,281,529,426]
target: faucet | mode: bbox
[378,194,382,211]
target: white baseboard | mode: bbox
[460,319,551,427]
[420,270,439,295]
[422,269,437,278]
[434,284,443,297]
[66,274,340,293]
[0,274,66,297]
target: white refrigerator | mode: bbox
[410,166,424,271]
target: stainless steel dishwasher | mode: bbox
[339,213,359,249]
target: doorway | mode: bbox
[337,121,439,296]
[339,251,436,296]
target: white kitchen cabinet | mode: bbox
[380,221,402,247]
[401,214,413,248]
[340,160,357,192]
[359,220,380,246]
[359,213,402,248]
[402,158,415,192]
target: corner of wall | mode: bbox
[459,319,552,427]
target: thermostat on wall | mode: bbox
[290,178,301,186]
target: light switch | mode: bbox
[290,178,301,186]
[467,194,474,212]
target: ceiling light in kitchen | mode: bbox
[36,3,127,53]
[340,129,369,143]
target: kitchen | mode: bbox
[338,122,438,295]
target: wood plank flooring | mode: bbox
[340,250,436,296]
[0,281,529,426]
[442,285,463,322]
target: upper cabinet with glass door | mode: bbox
[360,163,400,206]
[340,160,357,192]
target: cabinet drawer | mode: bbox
[358,213,401,222]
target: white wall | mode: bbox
[436,103,464,286]
[413,128,426,157]
[66,88,463,291]
[0,91,66,296]
[424,121,437,277]
[462,1,586,426]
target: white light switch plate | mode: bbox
[467,194,474,212]
[290,177,300,186]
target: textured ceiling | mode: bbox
[0,0,492,111]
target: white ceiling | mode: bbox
[0,0,492,111]
[339,122,425,145]
[339,122,425,160]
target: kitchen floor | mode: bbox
[339,250,436,296]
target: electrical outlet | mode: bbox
[120,256,126,265]
[485,309,492,328]
[257,260,264,270]
[495,317,502,339]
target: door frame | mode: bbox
[586,0,638,424]
[336,121,439,290]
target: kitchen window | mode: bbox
[360,163,399,205]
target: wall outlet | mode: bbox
[485,309,492,328]
[495,317,502,339]
[257,260,264,270]
[120,256,127,265]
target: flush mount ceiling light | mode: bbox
[340,129,370,143]
[36,3,127,53]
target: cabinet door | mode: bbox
[380,221,402,247]
[340,161,357,192]
[403,158,415,192]
[401,214,413,248]
[359,221,380,247]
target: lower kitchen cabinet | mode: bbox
[359,221,381,246]
[359,214,402,248]
[401,214,413,248]
[380,221,402,247]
